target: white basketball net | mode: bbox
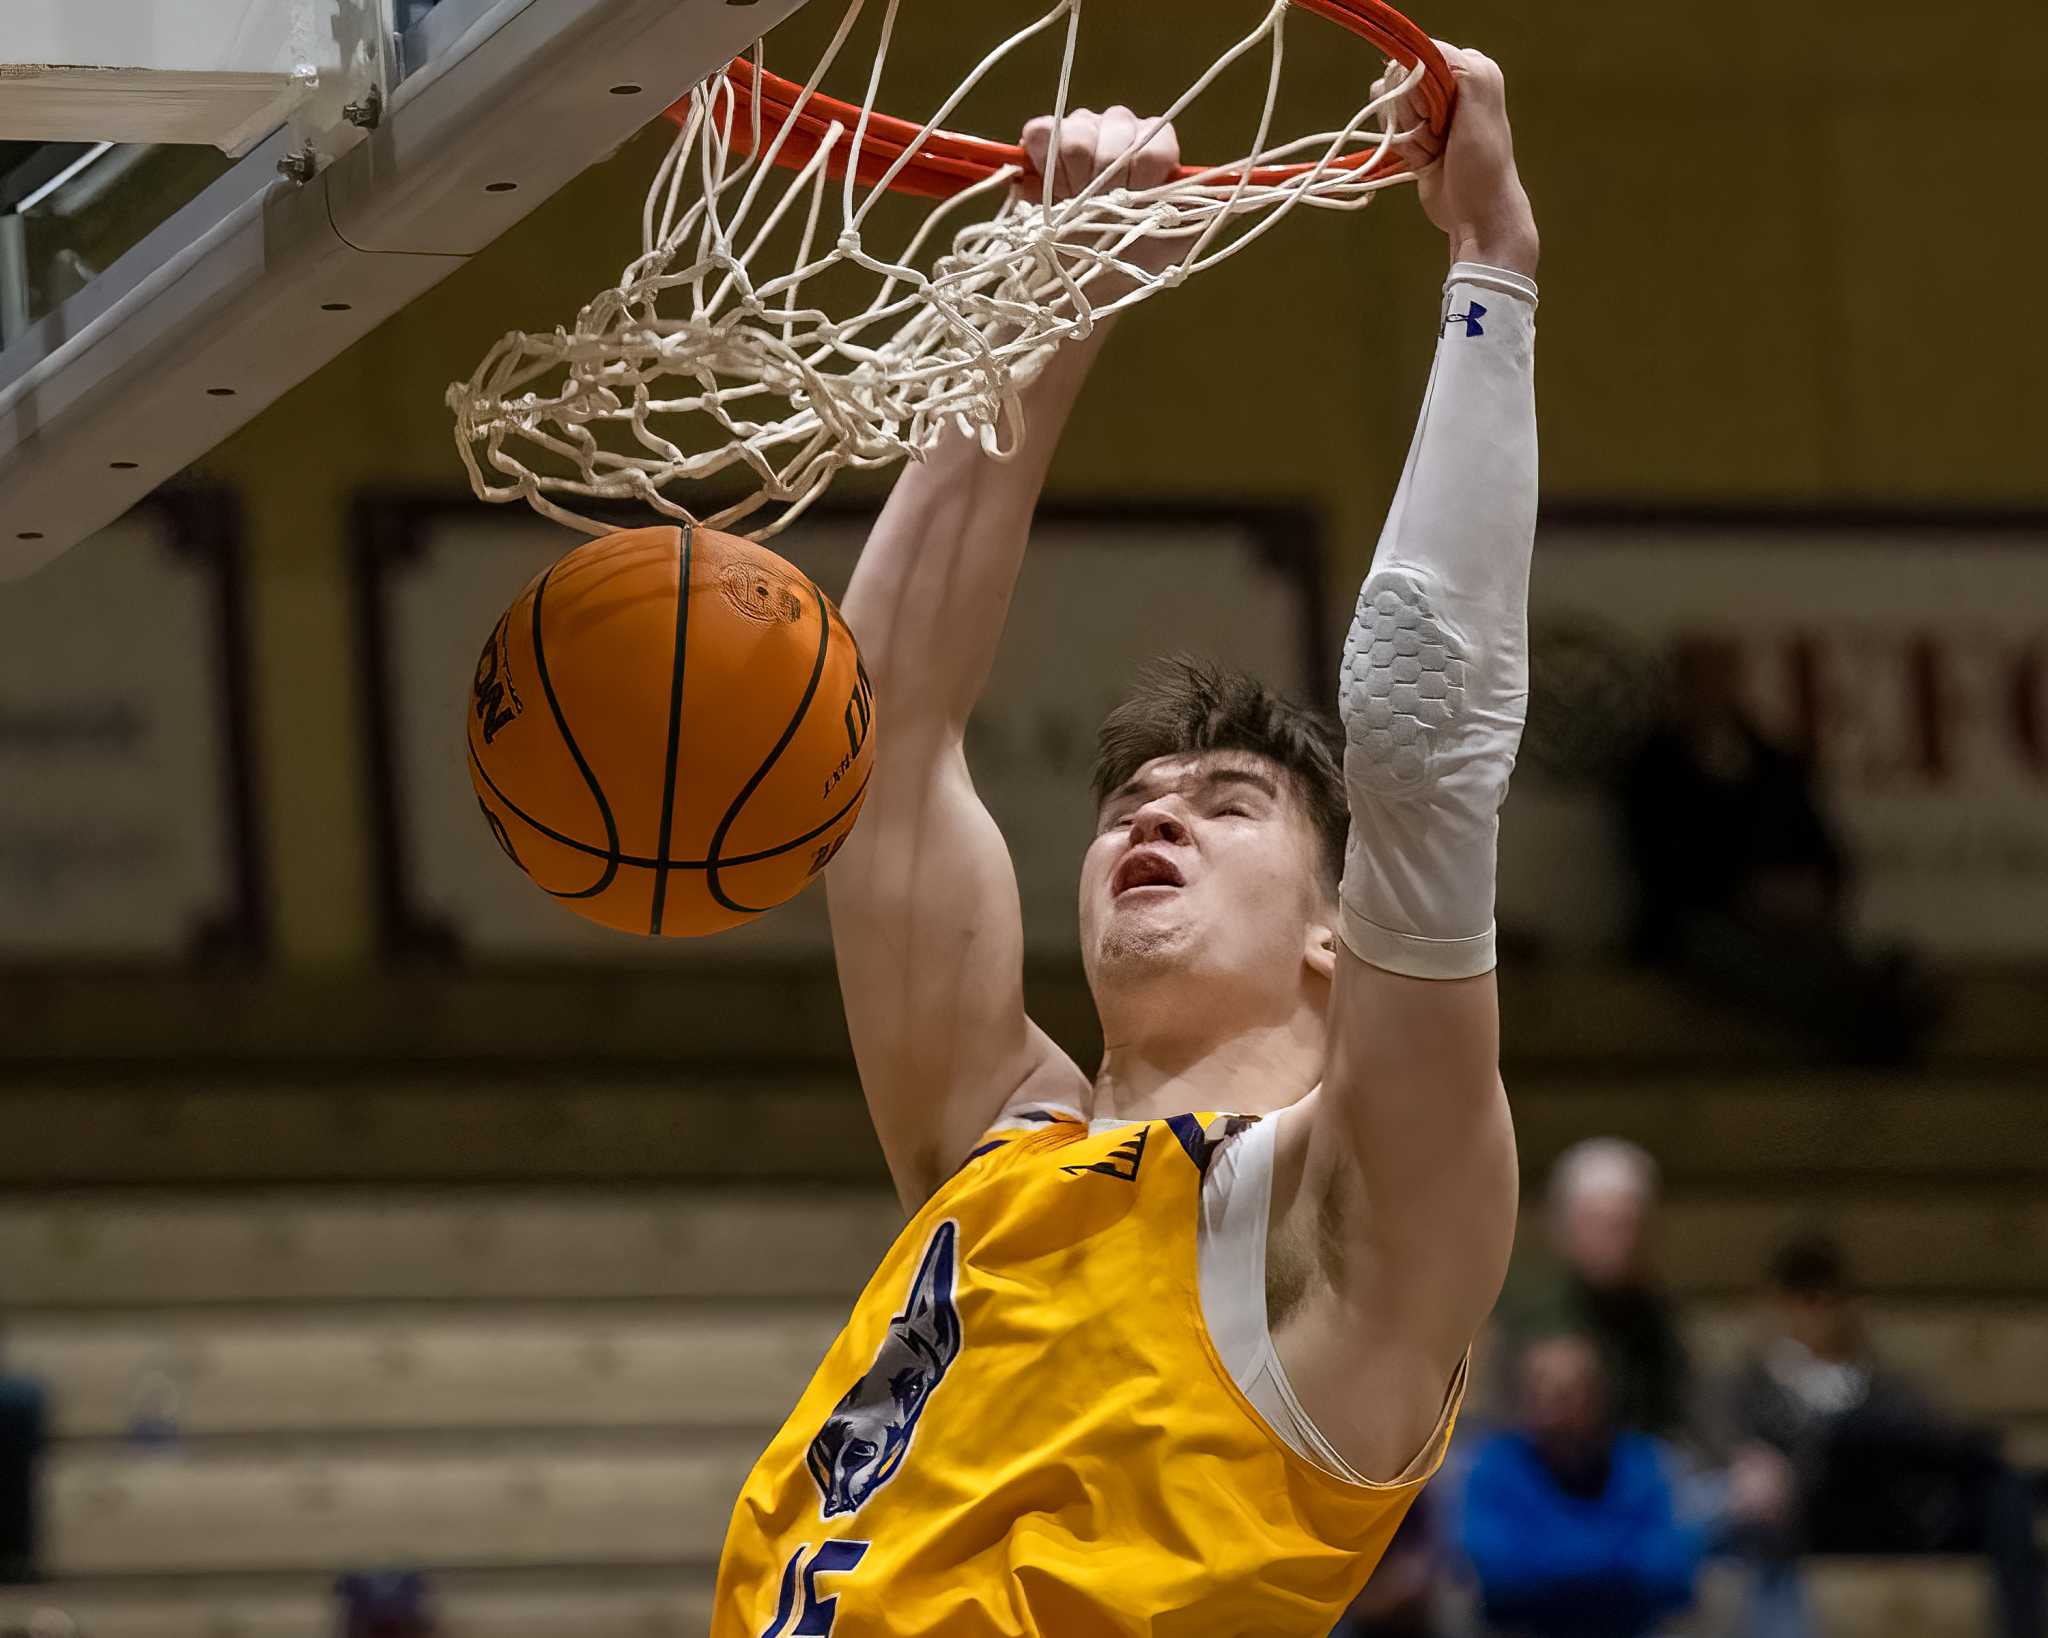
[447,0,1427,539]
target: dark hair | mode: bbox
[1091,656,1347,896]
[1768,1231,1850,1297]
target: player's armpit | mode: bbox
[1263,957,1514,1481]
[1331,951,1515,1342]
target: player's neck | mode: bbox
[1091,1003,1324,1124]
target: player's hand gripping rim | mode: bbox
[1375,42,1538,277]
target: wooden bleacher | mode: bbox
[42,1436,753,1576]
[1,1064,2042,1636]
[0,1190,899,1308]
[0,1570,717,1638]
[1681,1560,1996,1637]
[6,1306,846,1440]
[9,1301,2041,1450]
[0,1563,2002,1638]
[2,1179,2039,1310]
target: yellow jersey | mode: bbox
[712,1108,1462,1636]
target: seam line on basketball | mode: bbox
[526,558,621,900]
[649,524,694,936]
[703,579,835,915]
[467,747,869,875]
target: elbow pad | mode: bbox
[1338,263,1538,981]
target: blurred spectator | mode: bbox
[1495,1138,1691,1443]
[336,1569,439,1638]
[1730,1233,2045,1638]
[1458,1331,1713,1638]
[1331,1495,1443,1638]
[1619,639,1931,1065]
[0,1366,46,1584]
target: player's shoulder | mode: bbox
[956,1101,1090,1165]
[958,1104,1261,1179]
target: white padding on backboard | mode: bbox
[2,0,317,74]
[0,0,350,153]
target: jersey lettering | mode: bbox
[1060,1124,1148,1181]
[760,1540,871,1637]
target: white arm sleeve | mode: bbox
[1337,262,1539,980]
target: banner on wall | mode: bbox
[1501,510,2048,959]
[358,497,1325,963]
[0,494,264,963]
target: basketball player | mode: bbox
[715,43,1539,1635]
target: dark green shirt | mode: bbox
[1498,1256,1692,1442]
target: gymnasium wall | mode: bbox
[9,0,2045,1040]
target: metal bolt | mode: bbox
[342,85,384,129]
[276,147,317,185]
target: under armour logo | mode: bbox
[1443,301,1486,338]
[1062,1127,1148,1183]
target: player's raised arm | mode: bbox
[829,109,1182,1209]
[1288,46,1537,1468]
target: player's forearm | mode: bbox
[839,325,1114,734]
[1334,264,1538,979]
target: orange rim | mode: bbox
[661,0,1454,202]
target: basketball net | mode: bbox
[447,0,1441,540]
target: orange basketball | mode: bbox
[466,524,874,937]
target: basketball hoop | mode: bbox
[448,0,1454,540]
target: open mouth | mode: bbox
[1112,848,1186,898]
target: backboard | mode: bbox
[0,0,812,578]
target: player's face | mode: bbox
[1519,1335,1608,1452]
[1078,750,1331,1001]
[1557,1185,1649,1290]
[1777,1290,1857,1361]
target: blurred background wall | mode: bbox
[60,0,2039,976]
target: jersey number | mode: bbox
[760,1541,870,1636]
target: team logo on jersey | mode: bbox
[1443,300,1486,338]
[1061,1125,1149,1182]
[806,1220,962,1518]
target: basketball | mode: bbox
[466,524,875,937]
